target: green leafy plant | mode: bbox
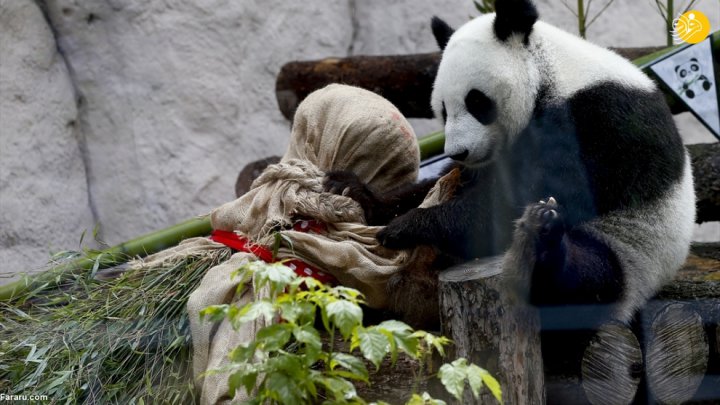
[201,261,503,404]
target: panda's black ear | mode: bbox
[494,0,538,44]
[690,57,698,62]
[431,16,455,50]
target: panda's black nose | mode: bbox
[450,150,469,161]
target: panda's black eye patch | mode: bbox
[465,89,497,125]
[691,64,699,71]
[441,102,448,123]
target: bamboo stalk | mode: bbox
[418,130,445,160]
[578,0,587,38]
[0,216,212,302]
[667,0,675,47]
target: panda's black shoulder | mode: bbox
[567,81,686,212]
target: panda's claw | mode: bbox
[518,198,565,242]
[324,171,371,202]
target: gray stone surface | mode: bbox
[0,0,94,278]
[0,0,718,280]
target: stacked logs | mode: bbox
[437,245,720,405]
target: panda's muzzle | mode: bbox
[449,150,470,162]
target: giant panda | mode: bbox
[324,0,695,334]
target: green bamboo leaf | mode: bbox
[326,300,363,339]
[272,232,282,260]
[356,327,388,369]
[42,370,71,391]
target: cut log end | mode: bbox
[581,323,642,405]
[645,303,709,404]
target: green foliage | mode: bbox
[438,358,502,404]
[0,247,232,403]
[204,261,501,404]
[473,0,496,14]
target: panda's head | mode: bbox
[431,0,542,166]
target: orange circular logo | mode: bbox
[672,10,711,44]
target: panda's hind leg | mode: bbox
[507,197,625,328]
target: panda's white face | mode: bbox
[432,15,541,166]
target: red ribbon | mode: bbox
[210,222,337,285]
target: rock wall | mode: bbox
[1,0,718,278]
[0,0,94,276]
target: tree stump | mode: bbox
[438,257,544,404]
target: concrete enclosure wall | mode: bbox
[1,0,718,278]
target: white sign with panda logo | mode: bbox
[649,37,719,138]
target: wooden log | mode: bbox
[438,257,545,404]
[275,47,686,121]
[644,303,709,404]
[235,156,281,197]
[276,53,441,120]
[581,323,643,405]
[687,143,720,224]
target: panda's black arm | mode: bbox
[530,227,624,319]
[376,195,491,259]
[323,171,441,225]
[365,177,441,225]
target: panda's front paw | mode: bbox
[518,197,565,243]
[323,171,373,203]
[377,210,423,249]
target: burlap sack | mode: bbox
[185,84,450,404]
